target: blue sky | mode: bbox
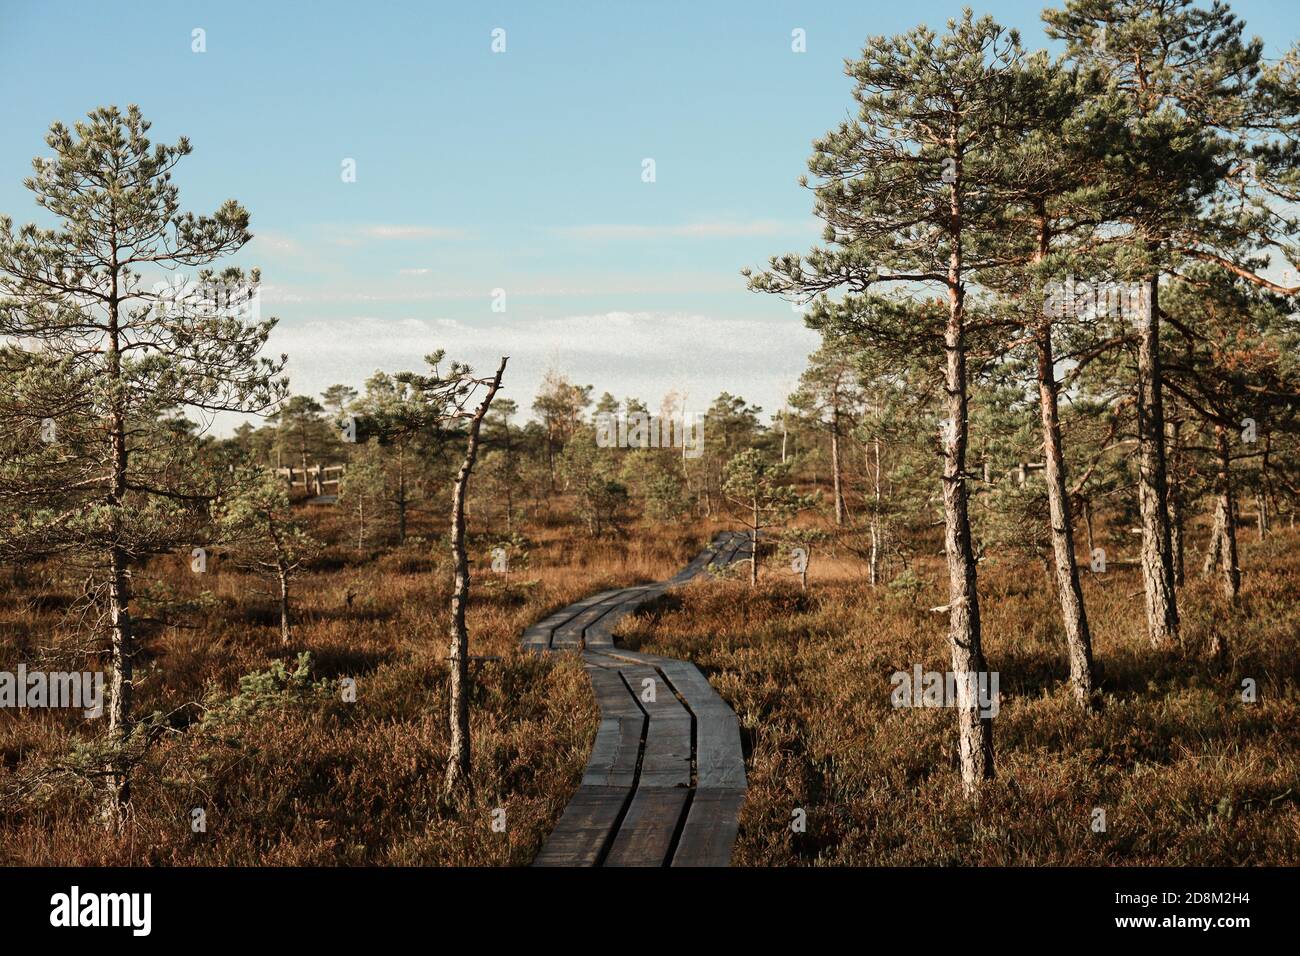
[0,0,1294,431]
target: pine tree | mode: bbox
[215,466,320,645]
[746,12,1032,795]
[1043,0,1268,647]
[790,337,863,526]
[720,449,817,587]
[1162,266,1300,617]
[977,53,1109,707]
[0,105,285,825]
[395,353,507,798]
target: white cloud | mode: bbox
[262,310,818,426]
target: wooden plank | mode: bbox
[585,666,642,716]
[668,535,725,584]
[581,715,644,788]
[531,785,630,867]
[656,659,721,705]
[692,704,747,789]
[647,660,746,790]
[589,647,659,667]
[522,588,625,648]
[602,787,691,867]
[715,532,748,569]
[579,667,645,786]
[585,585,668,646]
[552,587,643,648]
[670,788,746,867]
[583,652,628,670]
[618,665,691,789]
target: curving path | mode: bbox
[523,532,750,867]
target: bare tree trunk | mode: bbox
[444,357,508,798]
[749,500,759,588]
[1260,436,1273,539]
[104,291,132,830]
[1170,490,1185,588]
[1083,497,1095,557]
[830,403,845,526]
[1168,418,1185,588]
[942,180,994,796]
[504,425,515,532]
[1135,276,1179,647]
[779,396,789,465]
[870,435,882,586]
[869,521,881,587]
[278,568,291,646]
[545,428,556,493]
[105,544,132,826]
[1202,500,1224,578]
[396,450,407,544]
[1036,322,1096,709]
[1214,425,1240,606]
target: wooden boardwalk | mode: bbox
[524,531,750,867]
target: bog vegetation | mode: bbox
[1,0,1299,864]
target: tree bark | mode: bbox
[1036,323,1096,708]
[396,449,407,544]
[1135,276,1180,647]
[105,544,132,826]
[830,402,845,526]
[104,281,132,829]
[278,568,291,646]
[1213,425,1240,606]
[1170,489,1185,588]
[1168,417,1185,588]
[870,435,882,586]
[1083,497,1095,557]
[1202,504,1223,577]
[943,169,994,796]
[444,357,507,798]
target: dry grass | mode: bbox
[3,499,1296,866]
[621,525,1300,865]
[0,505,707,865]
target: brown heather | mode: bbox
[620,525,1300,866]
[0,506,696,866]
[1,503,1296,865]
